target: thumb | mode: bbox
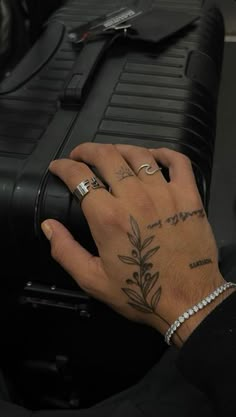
[41,219,105,293]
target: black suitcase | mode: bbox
[0,1,225,408]
[0,0,224,292]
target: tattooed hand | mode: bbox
[41,144,227,347]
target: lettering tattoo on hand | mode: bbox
[116,165,134,181]
[166,214,179,226]
[147,220,162,230]
[118,216,170,328]
[147,209,205,230]
[189,259,213,269]
[179,209,205,222]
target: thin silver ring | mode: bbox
[137,163,162,176]
[73,177,105,204]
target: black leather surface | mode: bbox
[0,0,224,288]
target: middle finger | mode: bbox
[70,143,141,197]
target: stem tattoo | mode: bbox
[118,216,169,327]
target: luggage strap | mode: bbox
[59,35,119,109]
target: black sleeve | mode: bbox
[0,400,31,417]
[177,292,236,417]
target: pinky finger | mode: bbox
[149,148,198,190]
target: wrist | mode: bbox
[171,283,236,347]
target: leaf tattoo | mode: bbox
[131,217,141,241]
[122,288,145,304]
[128,303,153,314]
[119,216,165,320]
[118,256,139,265]
[143,272,159,298]
[141,236,155,250]
[151,287,162,310]
[128,233,139,248]
[142,247,160,263]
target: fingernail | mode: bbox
[41,221,53,240]
[49,160,55,169]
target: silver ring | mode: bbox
[137,163,162,176]
[73,177,105,204]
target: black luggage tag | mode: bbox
[68,7,144,44]
[63,7,199,109]
[128,8,200,44]
[68,6,199,45]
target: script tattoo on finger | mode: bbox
[118,216,170,328]
[147,209,205,230]
[116,165,135,182]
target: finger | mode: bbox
[115,144,166,185]
[149,148,199,191]
[70,143,141,198]
[49,159,114,219]
[41,219,107,294]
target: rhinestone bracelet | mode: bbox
[165,281,236,346]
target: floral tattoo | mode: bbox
[118,216,170,327]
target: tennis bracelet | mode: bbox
[165,281,236,346]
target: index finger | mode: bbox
[49,158,115,222]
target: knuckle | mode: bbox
[157,147,172,155]
[76,142,90,152]
[66,162,85,186]
[70,142,89,157]
[179,153,191,166]
[171,150,191,167]
[101,206,121,227]
[135,192,156,214]
[96,144,116,160]
[67,165,79,182]
[159,148,191,165]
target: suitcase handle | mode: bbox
[60,36,117,109]
[0,22,65,95]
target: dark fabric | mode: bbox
[0,348,214,417]
[0,371,10,402]
[0,347,213,417]
[0,400,31,417]
[177,291,236,417]
[87,347,213,417]
[219,244,236,283]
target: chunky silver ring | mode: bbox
[73,177,105,204]
[137,163,162,176]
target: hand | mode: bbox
[41,144,226,346]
